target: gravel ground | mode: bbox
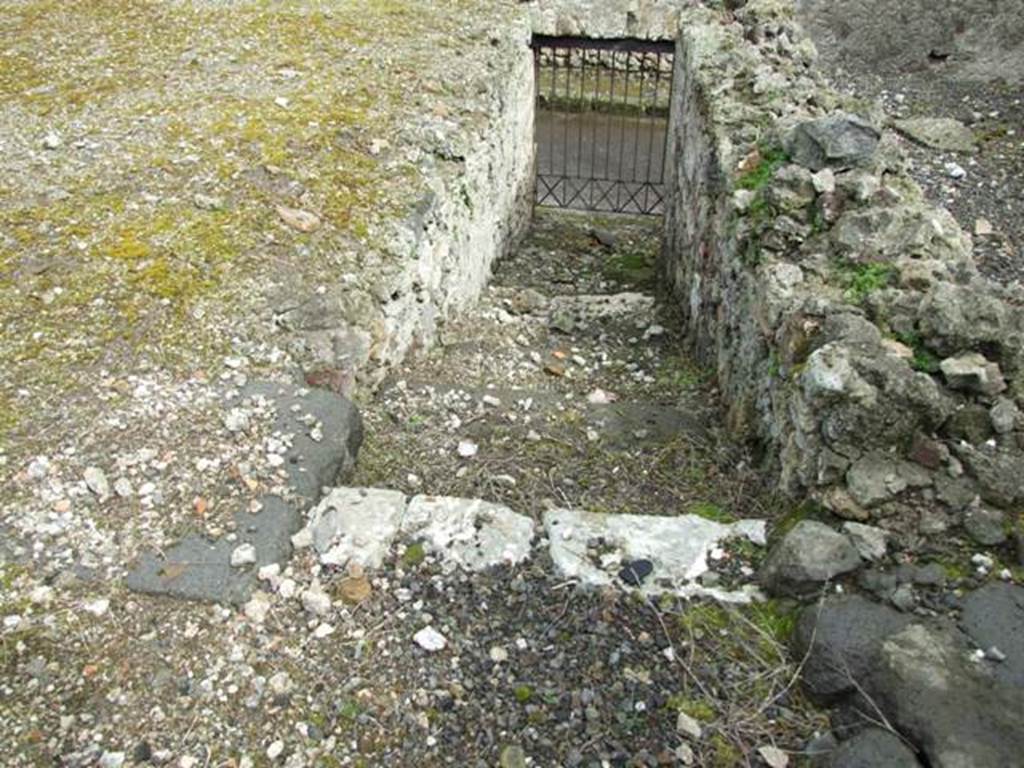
[821,64,1024,284]
[1,212,828,768]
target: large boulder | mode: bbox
[867,623,1024,768]
[792,594,913,700]
[760,520,863,596]
[828,727,922,768]
[785,113,881,171]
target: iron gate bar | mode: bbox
[532,35,674,216]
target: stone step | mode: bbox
[295,486,768,604]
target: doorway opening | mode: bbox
[531,35,675,216]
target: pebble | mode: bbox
[312,622,335,639]
[83,598,110,617]
[945,161,967,179]
[113,477,134,498]
[457,439,479,458]
[230,543,257,567]
[413,626,448,652]
[618,559,653,586]
[98,752,125,768]
[244,593,271,623]
[758,745,789,768]
[676,711,703,740]
[84,466,111,500]
[489,645,509,663]
[27,455,50,480]
[42,132,62,150]
[675,743,695,765]
[985,646,1007,662]
[301,584,332,616]
[266,740,284,760]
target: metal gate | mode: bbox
[532,35,675,216]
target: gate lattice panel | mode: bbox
[532,35,675,216]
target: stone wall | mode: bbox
[662,0,1024,545]
[285,26,537,390]
[529,0,683,40]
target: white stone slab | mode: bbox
[403,495,535,570]
[306,487,407,568]
[543,508,767,604]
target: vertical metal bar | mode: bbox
[630,51,644,214]
[589,48,600,208]
[615,48,630,213]
[643,52,659,214]
[562,46,571,207]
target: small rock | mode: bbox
[810,168,836,194]
[83,598,110,617]
[489,645,509,663]
[244,593,271,623]
[275,205,320,233]
[618,558,653,586]
[300,583,332,616]
[98,752,126,768]
[940,352,1006,396]
[457,439,478,458]
[337,575,372,604]
[84,466,111,500]
[588,226,617,248]
[499,744,527,768]
[266,740,284,760]
[230,543,257,567]
[963,504,1007,546]
[258,563,281,581]
[760,520,862,596]
[675,711,703,740]
[945,161,967,179]
[26,456,50,481]
[842,522,889,561]
[586,388,616,405]
[193,193,224,211]
[890,583,917,612]
[975,218,994,237]
[985,645,1007,662]
[42,132,62,150]
[113,477,133,498]
[413,625,447,652]
[757,745,788,768]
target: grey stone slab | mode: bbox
[125,380,363,604]
[241,381,363,502]
[960,582,1024,687]
[124,495,300,604]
